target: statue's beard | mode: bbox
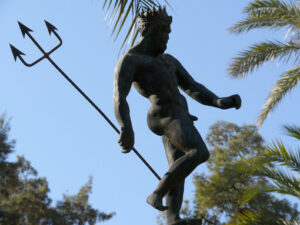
[154,42,167,54]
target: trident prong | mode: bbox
[44,20,63,55]
[10,21,161,181]
[10,21,62,67]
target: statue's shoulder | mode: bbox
[161,53,180,67]
[162,53,174,59]
[114,52,140,76]
[116,51,140,68]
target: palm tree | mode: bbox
[228,0,300,127]
[102,0,169,51]
[233,124,300,224]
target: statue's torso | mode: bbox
[132,54,187,109]
[128,53,194,135]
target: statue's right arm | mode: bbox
[113,56,135,153]
[169,54,241,110]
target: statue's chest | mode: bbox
[138,55,178,85]
[158,55,176,74]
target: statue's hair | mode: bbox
[138,6,172,36]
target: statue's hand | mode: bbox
[218,94,241,110]
[118,127,134,153]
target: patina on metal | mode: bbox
[113,7,241,225]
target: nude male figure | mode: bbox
[113,7,241,225]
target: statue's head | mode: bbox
[138,6,172,54]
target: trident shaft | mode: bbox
[10,20,161,181]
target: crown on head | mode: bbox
[138,6,172,34]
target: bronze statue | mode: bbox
[113,7,241,225]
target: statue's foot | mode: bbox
[169,218,202,225]
[146,192,167,211]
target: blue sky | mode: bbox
[0,1,299,224]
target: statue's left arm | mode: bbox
[170,55,241,110]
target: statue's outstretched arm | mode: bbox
[113,57,135,152]
[169,54,241,109]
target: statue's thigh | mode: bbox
[164,116,207,154]
[162,136,184,166]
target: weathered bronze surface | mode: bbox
[113,7,241,225]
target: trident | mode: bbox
[10,21,161,181]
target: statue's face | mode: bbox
[147,23,171,55]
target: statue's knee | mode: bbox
[202,150,210,162]
[191,148,209,164]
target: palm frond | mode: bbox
[229,147,300,203]
[103,0,169,51]
[229,0,300,34]
[228,41,299,78]
[256,166,300,197]
[237,167,299,206]
[235,209,262,225]
[241,184,277,205]
[280,219,300,225]
[283,124,300,140]
[257,66,300,127]
[243,0,292,13]
[264,140,300,172]
[229,140,300,176]
[236,209,300,225]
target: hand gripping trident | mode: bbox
[10,21,161,181]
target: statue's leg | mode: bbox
[147,109,209,211]
[162,135,185,225]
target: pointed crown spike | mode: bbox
[138,5,172,33]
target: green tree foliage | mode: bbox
[228,0,300,127]
[0,116,115,225]
[187,121,299,225]
[232,124,300,225]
